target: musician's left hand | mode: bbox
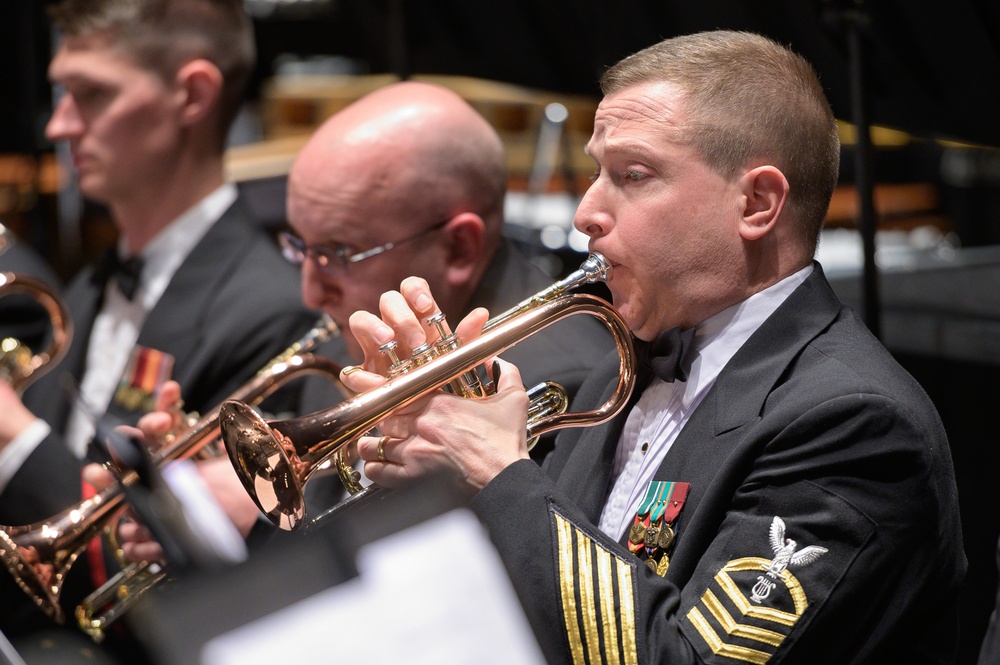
[0,380,40,450]
[82,464,167,563]
[342,277,530,495]
[82,380,261,565]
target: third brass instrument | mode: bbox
[73,315,348,641]
[0,316,343,627]
[0,271,73,393]
[220,252,636,531]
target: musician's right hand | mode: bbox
[78,381,181,564]
[344,276,490,383]
[343,277,530,496]
[136,380,185,448]
[82,379,256,566]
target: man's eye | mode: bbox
[318,244,349,260]
[624,169,647,182]
[588,168,601,183]
[69,86,111,109]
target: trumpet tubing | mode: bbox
[0,316,343,626]
[76,560,167,641]
[0,272,73,393]
[221,253,636,532]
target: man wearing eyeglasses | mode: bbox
[101,80,617,584]
[282,81,613,426]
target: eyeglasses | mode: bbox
[278,220,449,276]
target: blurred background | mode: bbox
[2,1,1000,661]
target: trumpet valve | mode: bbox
[427,311,450,337]
[410,342,437,367]
[426,311,490,397]
[379,340,411,378]
[427,312,459,352]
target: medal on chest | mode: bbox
[112,345,175,412]
[627,480,689,577]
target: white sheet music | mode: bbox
[201,508,546,665]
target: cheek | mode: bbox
[101,94,177,155]
[605,266,640,312]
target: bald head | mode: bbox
[291,81,507,241]
[286,81,509,361]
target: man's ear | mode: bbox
[443,213,486,286]
[738,165,789,241]
[174,59,223,126]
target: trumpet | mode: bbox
[220,252,636,531]
[0,271,73,393]
[0,316,344,627]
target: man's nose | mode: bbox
[45,95,84,142]
[301,259,339,311]
[573,185,612,239]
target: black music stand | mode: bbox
[127,476,468,665]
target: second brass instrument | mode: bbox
[220,252,636,531]
[0,271,73,393]
[0,316,343,626]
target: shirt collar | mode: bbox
[678,264,814,407]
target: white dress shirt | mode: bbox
[598,265,813,540]
[0,184,237,493]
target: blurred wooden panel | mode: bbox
[826,182,950,232]
[258,73,598,182]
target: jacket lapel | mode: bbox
[137,197,253,364]
[647,265,845,577]
[555,366,653,522]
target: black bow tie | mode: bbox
[91,249,144,300]
[634,326,697,383]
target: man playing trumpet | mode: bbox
[341,31,965,665]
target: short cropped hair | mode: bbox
[601,31,840,251]
[49,0,255,149]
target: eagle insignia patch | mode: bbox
[685,516,828,665]
[750,517,828,603]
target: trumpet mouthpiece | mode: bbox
[580,253,611,283]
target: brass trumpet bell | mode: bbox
[221,253,637,531]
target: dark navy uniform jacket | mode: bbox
[473,264,966,665]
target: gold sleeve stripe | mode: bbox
[687,607,772,665]
[616,562,638,664]
[555,516,587,665]
[595,546,623,665]
[701,589,786,647]
[554,512,640,665]
[575,527,604,665]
